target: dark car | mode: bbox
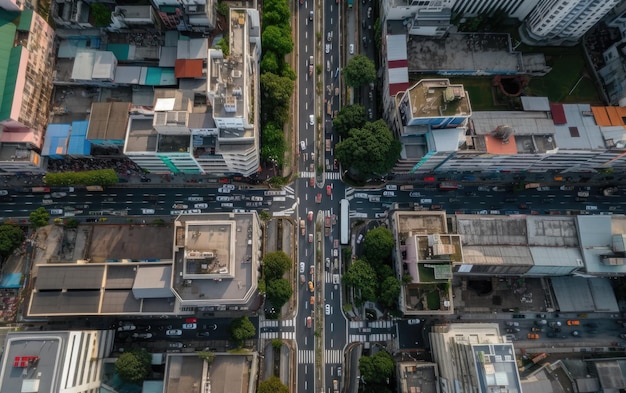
[197,331,211,337]
[140,177,152,182]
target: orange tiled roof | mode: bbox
[484,134,517,155]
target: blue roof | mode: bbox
[106,43,131,61]
[143,67,176,86]
[67,120,91,155]
[42,124,70,157]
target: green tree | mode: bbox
[261,51,280,74]
[261,123,286,165]
[262,0,291,29]
[335,120,401,181]
[0,224,24,259]
[260,72,294,125]
[359,351,394,384]
[271,338,283,351]
[115,349,151,384]
[343,55,376,88]
[262,25,294,58]
[263,251,292,280]
[258,376,289,393]
[266,278,292,308]
[216,1,229,16]
[198,351,215,366]
[229,316,256,347]
[90,3,111,27]
[29,207,50,228]
[379,276,401,308]
[342,259,377,304]
[217,36,230,56]
[363,227,395,265]
[333,105,367,138]
[44,169,118,186]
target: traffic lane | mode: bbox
[397,319,426,350]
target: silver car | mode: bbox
[166,329,182,336]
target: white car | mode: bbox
[407,319,421,325]
[223,184,236,190]
[309,114,315,126]
[172,204,188,209]
[194,203,208,209]
[325,304,332,315]
[182,323,197,329]
[166,329,182,336]
[300,141,307,151]
[117,324,136,332]
[216,196,233,202]
[0,190,8,196]
[300,262,305,273]
[356,234,364,244]
[217,187,231,193]
[188,196,204,201]
[349,44,354,54]
[409,192,422,198]
[141,208,155,215]
[325,43,331,53]
[382,191,395,197]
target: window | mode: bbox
[569,126,580,137]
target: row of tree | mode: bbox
[342,227,404,309]
[43,169,119,186]
[262,251,293,317]
[259,0,296,168]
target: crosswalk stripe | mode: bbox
[299,172,315,178]
[370,333,393,342]
[325,350,342,364]
[260,332,280,339]
[282,331,294,340]
[284,186,295,194]
[298,350,314,364]
[349,321,366,328]
[349,334,367,343]
[344,187,354,197]
[325,172,342,180]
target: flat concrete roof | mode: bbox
[407,33,520,74]
[125,115,158,153]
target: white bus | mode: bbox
[340,199,349,245]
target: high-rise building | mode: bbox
[453,0,539,20]
[522,0,621,46]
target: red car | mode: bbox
[185,317,197,324]
[326,185,332,196]
[308,211,313,221]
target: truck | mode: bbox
[325,215,331,237]
[31,187,51,193]
[347,0,353,8]
[300,219,305,236]
[85,186,104,192]
[439,181,459,190]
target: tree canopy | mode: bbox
[0,224,24,259]
[335,120,401,181]
[260,72,294,125]
[263,251,291,280]
[379,276,401,308]
[363,227,395,265]
[359,350,394,385]
[332,104,367,138]
[261,0,291,29]
[262,25,294,58]
[260,123,286,166]
[229,316,256,346]
[266,278,292,309]
[258,376,289,393]
[29,207,50,228]
[342,259,377,304]
[90,3,111,27]
[343,55,376,88]
[115,349,151,384]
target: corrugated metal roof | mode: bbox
[175,58,203,78]
[67,120,91,155]
[159,46,177,67]
[16,9,32,31]
[114,66,142,84]
[550,103,566,124]
[0,10,18,122]
[106,43,131,61]
[143,67,176,86]
[41,124,70,157]
[71,49,96,81]
[177,38,208,59]
[521,96,550,111]
[92,51,116,80]
[386,35,406,61]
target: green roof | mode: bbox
[0,9,19,122]
[16,9,32,31]
[106,43,130,61]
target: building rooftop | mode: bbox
[87,102,131,141]
[172,212,260,306]
[471,343,521,393]
[125,115,158,153]
[406,79,471,120]
[165,354,253,393]
[406,33,521,74]
[397,361,439,393]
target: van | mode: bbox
[420,198,432,204]
[309,55,314,66]
[385,185,398,191]
[309,115,315,126]
[49,209,63,215]
[309,10,313,20]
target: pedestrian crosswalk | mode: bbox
[349,333,394,343]
[284,185,295,199]
[282,319,294,327]
[298,349,315,364]
[368,320,394,328]
[349,321,366,329]
[325,172,342,180]
[260,331,295,340]
[325,350,342,364]
[300,171,315,178]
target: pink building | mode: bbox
[0,9,55,172]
